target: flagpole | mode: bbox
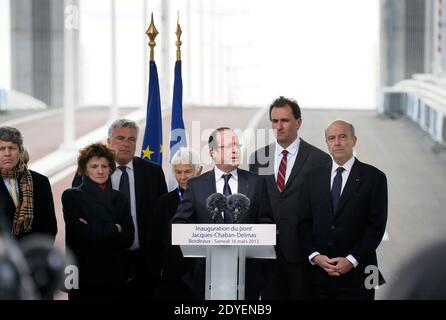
[110,0,118,123]
[146,13,158,61]
[142,13,163,165]
[176,11,182,61]
[168,13,187,191]
[142,0,148,108]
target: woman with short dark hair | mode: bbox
[62,142,134,299]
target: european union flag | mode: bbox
[168,61,187,190]
[141,60,163,164]
[170,61,186,157]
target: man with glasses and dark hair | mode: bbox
[172,127,273,299]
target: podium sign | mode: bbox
[172,224,276,300]
[172,224,276,246]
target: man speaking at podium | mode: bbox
[172,127,273,299]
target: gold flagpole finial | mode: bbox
[175,11,182,61]
[146,12,159,61]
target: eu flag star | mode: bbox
[143,146,155,160]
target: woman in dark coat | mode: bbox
[154,147,202,299]
[62,143,134,299]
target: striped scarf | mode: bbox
[1,159,34,235]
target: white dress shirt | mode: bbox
[274,137,301,184]
[214,167,238,195]
[111,160,140,251]
[214,167,238,219]
[330,156,355,194]
[309,156,359,268]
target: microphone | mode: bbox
[226,193,250,223]
[0,215,74,299]
[206,193,227,223]
[0,216,39,299]
[20,235,75,300]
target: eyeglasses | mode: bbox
[216,143,242,149]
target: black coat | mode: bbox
[154,188,192,299]
[0,170,57,242]
[249,139,331,263]
[172,168,274,300]
[73,156,167,280]
[297,159,388,293]
[62,176,135,290]
[172,168,273,224]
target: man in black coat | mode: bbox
[73,119,167,298]
[0,126,57,242]
[297,120,388,300]
[249,96,330,299]
[173,127,274,299]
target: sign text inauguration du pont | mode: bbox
[172,224,276,246]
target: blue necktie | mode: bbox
[331,167,345,214]
[222,174,233,223]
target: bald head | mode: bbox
[325,120,355,138]
[325,120,357,166]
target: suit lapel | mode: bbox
[132,157,144,221]
[206,169,222,223]
[335,158,363,216]
[206,169,218,194]
[256,144,277,193]
[237,169,249,196]
[282,139,310,193]
[320,164,333,216]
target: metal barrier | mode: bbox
[380,76,446,144]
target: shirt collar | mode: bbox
[331,156,355,175]
[116,159,134,171]
[214,166,238,182]
[275,137,300,157]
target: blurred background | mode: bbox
[1,0,446,299]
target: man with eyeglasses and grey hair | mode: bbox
[172,127,273,300]
[72,119,168,299]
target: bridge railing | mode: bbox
[380,74,446,145]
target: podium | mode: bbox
[172,224,276,300]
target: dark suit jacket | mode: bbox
[73,156,167,280]
[154,188,192,299]
[297,158,388,289]
[172,168,273,224]
[0,170,57,242]
[249,139,331,263]
[171,168,274,300]
[62,176,135,290]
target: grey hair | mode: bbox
[108,119,140,138]
[171,147,201,172]
[325,120,356,138]
[0,126,24,152]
